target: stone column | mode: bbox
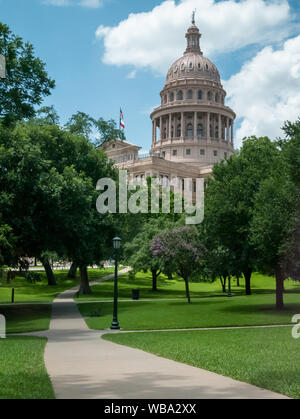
[218,114,221,141]
[231,120,234,145]
[160,116,163,141]
[207,112,210,142]
[226,117,229,142]
[181,112,184,138]
[169,113,172,140]
[194,111,197,141]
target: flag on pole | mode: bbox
[120,108,125,130]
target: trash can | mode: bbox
[132,289,140,300]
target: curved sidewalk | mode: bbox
[39,269,288,399]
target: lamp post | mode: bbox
[111,237,121,330]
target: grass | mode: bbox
[0,304,52,333]
[74,271,300,302]
[103,327,300,399]
[0,267,114,304]
[0,267,113,333]
[78,291,300,331]
[0,336,54,399]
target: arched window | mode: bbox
[198,90,203,100]
[189,62,193,69]
[207,91,212,101]
[187,90,193,100]
[170,92,174,102]
[163,127,167,139]
[197,123,204,137]
[215,93,219,102]
[186,123,193,137]
[177,124,181,137]
[210,124,213,138]
[177,91,183,100]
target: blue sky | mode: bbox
[1,0,300,150]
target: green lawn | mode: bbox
[75,271,300,302]
[103,327,300,399]
[0,267,113,333]
[78,292,300,331]
[0,336,54,399]
[0,267,114,304]
[0,304,52,333]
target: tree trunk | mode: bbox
[184,277,191,304]
[151,269,158,292]
[41,257,56,286]
[243,268,252,296]
[79,266,91,295]
[275,268,284,310]
[220,276,227,293]
[68,262,78,279]
[236,276,240,287]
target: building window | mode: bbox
[198,90,203,100]
[186,149,191,156]
[207,91,212,101]
[173,150,177,156]
[214,150,218,157]
[198,63,201,70]
[162,151,166,158]
[186,123,193,137]
[189,62,193,69]
[215,93,219,102]
[177,91,183,100]
[197,123,204,137]
[112,144,116,149]
[177,124,181,137]
[187,90,193,99]
[200,149,205,156]
[170,92,174,102]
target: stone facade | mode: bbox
[101,18,236,182]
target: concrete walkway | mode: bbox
[33,269,287,399]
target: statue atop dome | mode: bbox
[192,9,196,25]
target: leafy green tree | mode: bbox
[0,22,55,125]
[204,136,280,295]
[36,106,60,125]
[251,119,300,309]
[124,218,172,291]
[151,226,205,303]
[0,221,15,266]
[0,120,117,289]
[65,111,95,139]
[94,118,125,145]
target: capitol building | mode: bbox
[102,17,236,183]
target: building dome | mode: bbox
[166,53,221,85]
[150,14,236,169]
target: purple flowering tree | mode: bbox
[151,226,205,303]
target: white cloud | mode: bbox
[43,0,102,7]
[224,34,300,147]
[95,0,291,74]
[126,70,137,79]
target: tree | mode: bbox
[65,112,126,144]
[151,226,205,303]
[65,111,94,139]
[36,106,60,125]
[0,22,55,125]
[94,118,125,145]
[251,119,300,309]
[204,136,280,295]
[0,119,117,289]
[124,218,172,292]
